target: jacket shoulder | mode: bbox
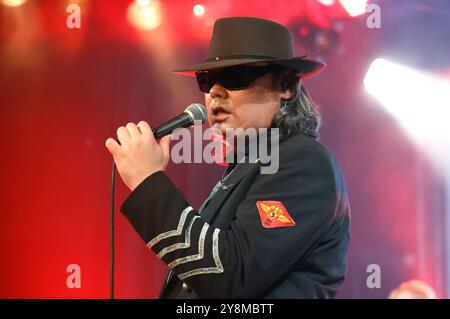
[279,133,339,175]
[278,133,349,208]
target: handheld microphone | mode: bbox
[152,103,208,139]
[108,103,207,299]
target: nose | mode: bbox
[209,83,228,99]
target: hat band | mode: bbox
[205,54,280,62]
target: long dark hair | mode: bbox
[271,68,321,140]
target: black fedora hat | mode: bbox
[173,17,325,78]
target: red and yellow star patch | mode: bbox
[256,201,295,228]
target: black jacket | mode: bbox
[121,132,351,298]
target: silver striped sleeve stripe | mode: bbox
[156,215,200,258]
[167,223,209,269]
[178,228,224,280]
[146,206,193,249]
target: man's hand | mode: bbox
[105,121,171,191]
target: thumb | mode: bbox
[159,135,172,161]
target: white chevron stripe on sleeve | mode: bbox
[156,215,200,258]
[146,206,193,249]
[177,228,224,280]
[167,223,209,269]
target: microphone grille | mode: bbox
[185,103,208,123]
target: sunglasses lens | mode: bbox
[196,66,274,93]
[218,67,251,90]
[196,72,213,93]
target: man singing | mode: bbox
[105,17,351,298]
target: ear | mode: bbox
[278,69,298,100]
[280,86,294,100]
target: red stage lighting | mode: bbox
[317,0,335,6]
[127,0,162,31]
[1,0,27,7]
[339,0,368,17]
[193,4,205,17]
[298,26,310,37]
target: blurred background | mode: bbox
[1,0,449,298]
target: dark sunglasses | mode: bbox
[195,65,277,93]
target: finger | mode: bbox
[105,138,121,155]
[117,126,130,145]
[159,135,172,160]
[137,121,152,138]
[143,123,157,145]
[125,122,141,139]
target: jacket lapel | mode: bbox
[200,162,258,224]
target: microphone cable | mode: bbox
[107,103,206,299]
[110,161,117,299]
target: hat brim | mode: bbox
[173,56,326,79]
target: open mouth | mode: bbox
[211,113,230,123]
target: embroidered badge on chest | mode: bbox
[256,201,295,228]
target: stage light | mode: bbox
[293,22,340,56]
[339,0,368,17]
[298,26,310,37]
[136,0,150,6]
[314,29,339,56]
[127,0,162,31]
[193,4,205,17]
[364,58,450,146]
[317,0,335,6]
[2,0,27,7]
